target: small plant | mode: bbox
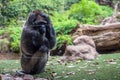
[8,26,22,53]
[56,35,73,49]
[51,13,77,51]
[0,38,9,53]
[0,28,4,35]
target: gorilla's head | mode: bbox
[27,10,47,24]
[26,10,49,35]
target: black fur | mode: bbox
[20,10,56,74]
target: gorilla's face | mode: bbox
[27,10,48,35]
[28,11,47,25]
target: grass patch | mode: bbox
[0,60,21,74]
[0,53,120,80]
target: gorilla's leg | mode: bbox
[32,52,49,74]
[20,51,49,74]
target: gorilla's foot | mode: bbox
[16,70,26,76]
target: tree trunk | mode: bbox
[72,23,120,52]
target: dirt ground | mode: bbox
[0,53,20,60]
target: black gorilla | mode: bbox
[19,10,56,74]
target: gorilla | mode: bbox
[19,10,56,74]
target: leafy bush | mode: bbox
[1,0,23,23]
[64,0,80,10]
[100,5,113,17]
[19,0,65,16]
[0,0,66,23]
[7,25,22,53]
[0,28,4,35]
[56,35,73,49]
[0,21,22,53]
[51,13,78,35]
[51,13,78,50]
[0,38,9,53]
[67,0,113,24]
[1,22,22,53]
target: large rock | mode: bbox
[62,35,98,61]
[72,23,120,52]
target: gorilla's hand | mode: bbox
[39,24,46,35]
[39,45,49,53]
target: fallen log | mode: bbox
[72,23,120,52]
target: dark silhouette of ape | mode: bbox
[19,10,56,74]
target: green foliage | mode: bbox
[67,0,113,24]
[100,5,113,17]
[21,0,65,13]
[0,0,81,25]
[0,0,66,24]
[0,38,9,53]
[7,26,22,53]
[0,10,3,25]
[0,0,22,24]
[0,28,4,35]
[51,13,78,35]
[0,21,22,53]
[64,0,80,10]
[51,13,78,49]
[3,22,22,53]
[1,1,21,18]
[56,35,72,49]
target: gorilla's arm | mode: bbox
[45,16,56,49]
[46,26,56,49]
[21,27,43,54]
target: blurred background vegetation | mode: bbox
[0,0,117,54]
